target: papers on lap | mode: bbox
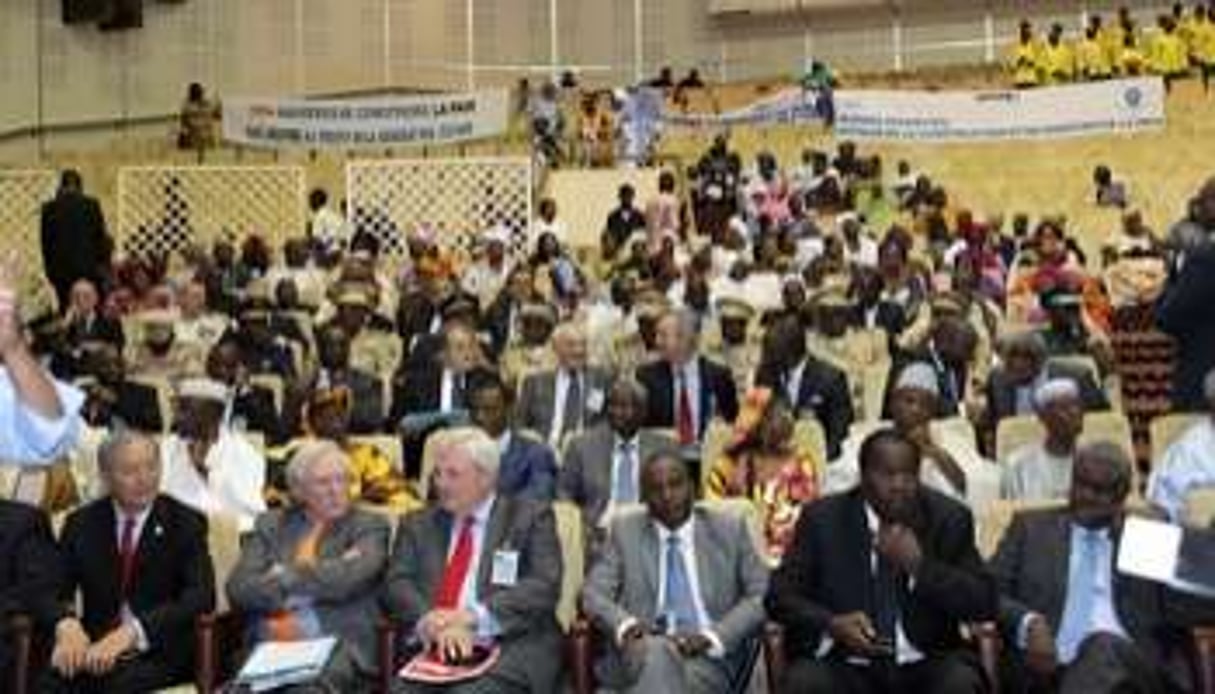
[1117,516,1215,598]
[236,636,337,692]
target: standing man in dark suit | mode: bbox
[41,170,112,312]
[755,315,853,460]
[990,442,1215,693]
[582,452,769,692]
[1157,176,1215,411]
[0,499,63,687]
[382,426,564,692]
[468,373,558,502]
[516,322,611,448]
[43,430,215,693]
[560,377,677,540]
[767,428,996,692]
[636,308,739,446]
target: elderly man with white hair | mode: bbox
[383,426,563,692]
[227,440,391,692]
[516,321,611,448]
[1002,378,1086,501]
[1147,367,1215,523]
[828,362,1001,510]
[160,377,266,531]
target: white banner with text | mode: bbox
[834,78,1164,142]
[222,90,510,149]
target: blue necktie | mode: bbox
[1056,529,1101,662]
[614,441,637,504]
[663,535,700,634]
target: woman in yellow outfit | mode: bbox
[1120,33,1148,76]
[1040,24,1076,83]
[269,386,421,513]
[1077,25,1114,80]
[705,388,821,565]
[1195,7,1215,91]
[1150,16,1191,89]
[1009,20,1042,88]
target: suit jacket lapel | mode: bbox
[696,358,712,432]
[477,498,510,593]
[692,510,723,618]
[845,493,876,614]
[134,499,166,585]
[640,519,660,611]
[98,502,121,601]
[1047,513,1072,626]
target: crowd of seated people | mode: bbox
[1,125,1214,692]
[1007,5,1215,90]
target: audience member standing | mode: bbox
[40,169,112,312]
[1157,176,1215,410]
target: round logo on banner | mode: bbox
[1123,86,1143,108]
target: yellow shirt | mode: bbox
[1100,25,1127,69]
[1121,45,1148,75]
[1041,41,1076,82]
[1194,19,1215,63]
[346,442,420,513]
[1076,37,1113,78]
[1150,31,1190,74]
[1008,40,1042,86]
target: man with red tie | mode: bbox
[383,426,563,692]
[42,430,215,693]
[636,308,739,445]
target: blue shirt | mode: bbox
[0,368,83,464]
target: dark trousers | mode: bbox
[37,654,188,694]
[1012,633,1169,694]
[781,651,987,694]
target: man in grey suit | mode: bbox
[383,426,564,693]
[990,442,1215,694]
[516,322,611,448]
[227,440,391,692]
[582,451,769,693]
[559,377,677,539]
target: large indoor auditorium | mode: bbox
[1,0,1215,692]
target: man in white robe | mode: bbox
[1147,368,1215,522]
[1002,378,1084,501]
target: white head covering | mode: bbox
[177,378,229,403]
[894,363,940,397]
[1034,378,1081,410]
[483,225,510,246]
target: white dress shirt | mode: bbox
[439,369,460,412]
[444,494,502,639]
[672,360,702,438]
[864,503,925,666]
[785,360,807,408]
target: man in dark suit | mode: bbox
[990,442,1215,693]
[62,279,125,351]
[382,426,564,692]
[985,331,1108,429]
[767,428,997,693]
[636,308,739,446]
[285,322,384,436]
[1157,177,1215,410]
[560,377,677,537]
[516,322,611,447]
[205,339,282,442]
[468,373,558,502]
[85,344,162,433]
[40,170,112,312]
[482,266,542,357]
[890,314,979,419]
[754,314,853,460]
[582,451,769,693]
[0,499,63,686]
[43,430,215,693]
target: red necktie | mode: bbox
[676,372,695,444]
[119,516,138,598]
[434,517,476,609]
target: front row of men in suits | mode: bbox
[2,424,1213,693]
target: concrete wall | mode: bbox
[0,0,1180,132]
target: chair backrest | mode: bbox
[995,415,1044,465]
[700,497,765,556]
[208,513,244,613]
[128,374,174,433]
[1046,354,1101,385]
[349,435,404,475]
[248,373,284,415]
[1184,487,1215,529]
[793,418,828,483]
[1078,410,1137,491]
[1149,413,1204,469]
[859,358,892,425]
[552,500,584,631]
[977,499,1067,559]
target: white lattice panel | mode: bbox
[116,166,306,258]
[345,157,533,259]
[0,170,58,312]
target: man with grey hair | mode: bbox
[991,441,1215,693]
[1002,378,1085,501]
[984,330,1107,429]
[383,426,564,691]
[44,429,214,692]
[561,377,678,543]
[228,440,390,690]
[637,308,739,445]
[516,321,611,447]
[1147,367,1215,522]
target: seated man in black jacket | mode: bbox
[767,428,996,693]
[0,499,62,687]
